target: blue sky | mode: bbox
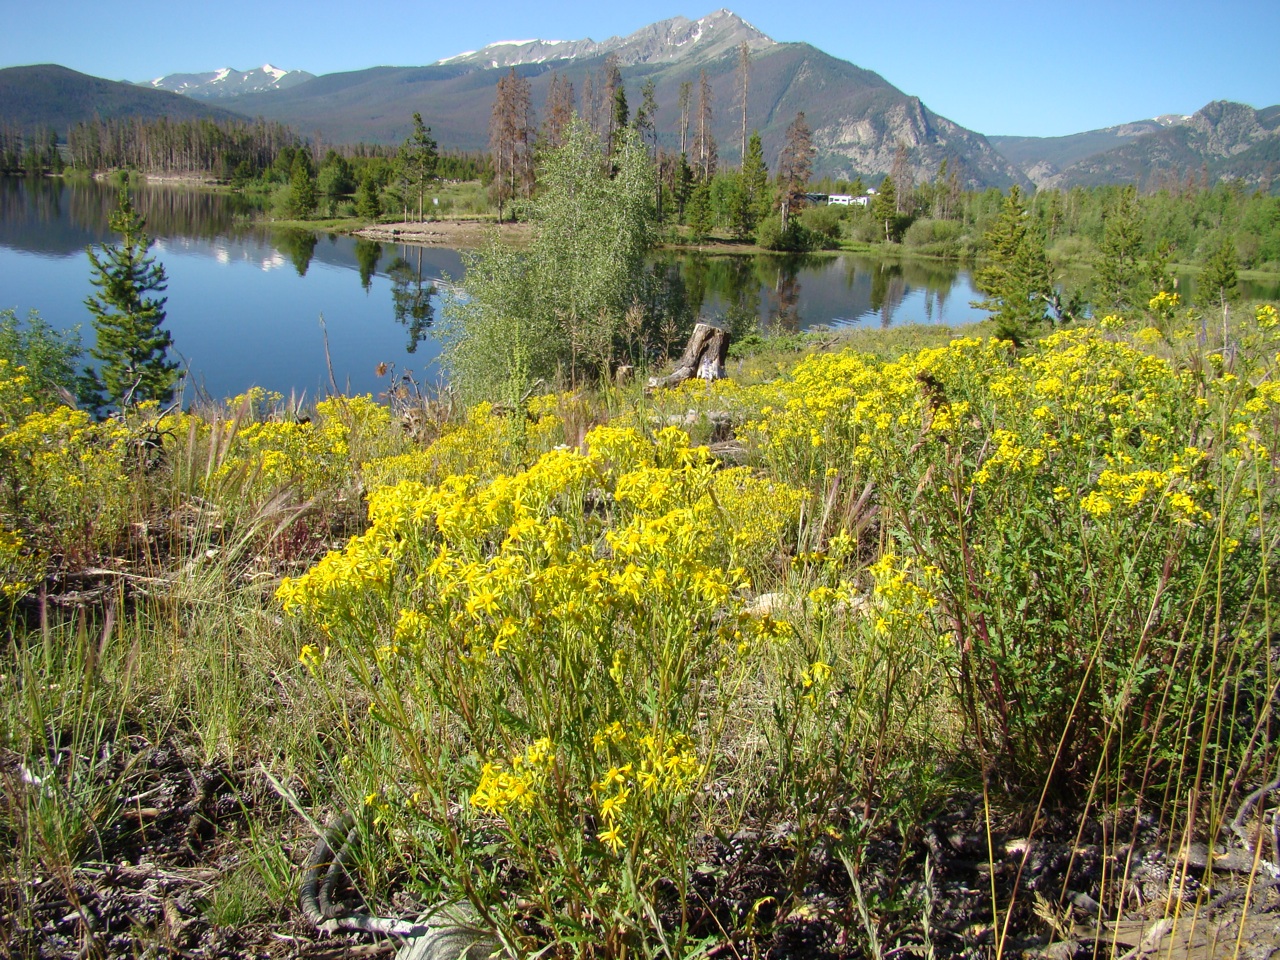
[2,1,1275,139]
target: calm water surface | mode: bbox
[1,178,991,400]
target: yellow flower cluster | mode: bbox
[0,525,39,599]
[1079,467,1212,524]
[279,418,803,877]
[868,554,938,638]
[471,737,556,815]
[363,396,570,491]
[279,424,805,641]
[588,723,703,854]
[0,392,134,556]
[198,393,391,505]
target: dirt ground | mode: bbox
[6,730,1280,960]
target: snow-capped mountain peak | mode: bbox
[140,64,315,99]
[434,9,773,69]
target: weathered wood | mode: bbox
[648,322,729,390]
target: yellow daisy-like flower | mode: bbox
[597,823,624,853]
[599,787,630,823]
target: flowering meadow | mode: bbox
[2,304,1279,956]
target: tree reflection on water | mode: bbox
[387,246,436,354]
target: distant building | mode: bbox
[828,194,870,207]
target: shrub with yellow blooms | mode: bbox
[281,423,809,953]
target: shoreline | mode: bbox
[351,218,531,247]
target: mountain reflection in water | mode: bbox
[1,178,1006,400]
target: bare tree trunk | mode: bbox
[647,323,730,390]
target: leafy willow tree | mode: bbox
[0,309,83,406]
[83,190,179,410]
[443,117,655,400]
[973,185,1056,344]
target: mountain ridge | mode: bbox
[209,11,1027,188]
[0,64,244,133]
[436,9,775,69]
[141,64,316,99]
[997,101,1280,192]
[5,12,1275,192]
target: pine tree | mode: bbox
[84,190,179,410]
[635,78,658,154]
[399,112,438,222]
[602,54,626,155]
[889,141,913,215]
[490,69,533,222]
[542,73,575,150]
[686,182,712,241]
[356,173,381,221]
[1093,185,1145,314]
[675,153,695,221]
[741,130,770,226]
[736,41,751,163]
[872,176,898,242]
[1198,235,1239,306]
[611,85,629,151]
[288,151,317,218]
[972,186,1054,344]
[677,81,693,157]
[354,238,382,291]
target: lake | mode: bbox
[1,178,988,400]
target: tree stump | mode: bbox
[647,323,730,391]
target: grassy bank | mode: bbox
[2,306,1279,957]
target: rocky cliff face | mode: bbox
[1185,100,1274,156]
[815,93,1024,189]
[1039,100,1280,190]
